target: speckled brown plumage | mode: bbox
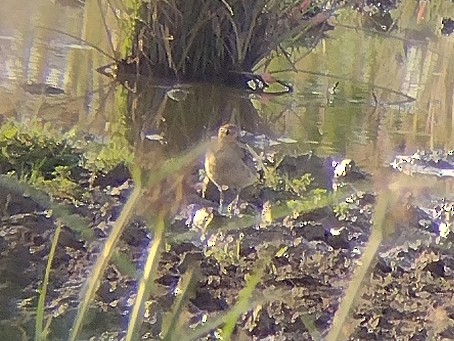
[204,124,258,213]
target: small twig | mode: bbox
[371,92,379,107]
[35,26,118,62]
[278,45,298,72]
[96,0,119,60]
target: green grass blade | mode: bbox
[69,184,143,341]
[300,313,323,340]
[169,188,348,245]
[125,216,166,341]
[161,268,197,340]
[325,188,393,341]
[183,285,283,341]
[69,142,208,340]
[221,259,266,339]
[112,251,139,279]
[0,175,93,240]
[35,222,62,341]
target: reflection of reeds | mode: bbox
[118,0,333,84]
[125,82,270,154]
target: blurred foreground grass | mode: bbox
[0,118,346,340]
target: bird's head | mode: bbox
[218,124,240,141]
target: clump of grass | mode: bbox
[0,120,132,202]
[118,0,335,85]
[0,122,82,181]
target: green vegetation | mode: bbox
[0,122,82,184]
[0,120,132,199]
[118,0,333,85]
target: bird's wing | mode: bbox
[238,141,258,171]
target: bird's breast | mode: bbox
[205,144,256,190]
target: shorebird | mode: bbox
[204,124,259,214]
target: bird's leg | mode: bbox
[225,196,238,216]
[218,189,225,214]
[230,191,240,215]
[201,176,210,198]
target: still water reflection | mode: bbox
[0,0,116,134]
[0,1,453,182]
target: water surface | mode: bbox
[0,1,453,190]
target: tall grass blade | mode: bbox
[300,313,322,340]
[112,251,139,278]
[125,215,166,341]
[0,176,93,240]
[69,142,208,340]
[221,259,266,339]
[36,26,117,62]
[146,141,210,188]
[183,282,283,340]
[219,0,234,16]
[69,185,143,341]
[35,222,62,341]
[325,188,393,341]
[169,188,347,245]
[161,268,197,340]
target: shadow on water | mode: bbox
[123,81,268,153]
